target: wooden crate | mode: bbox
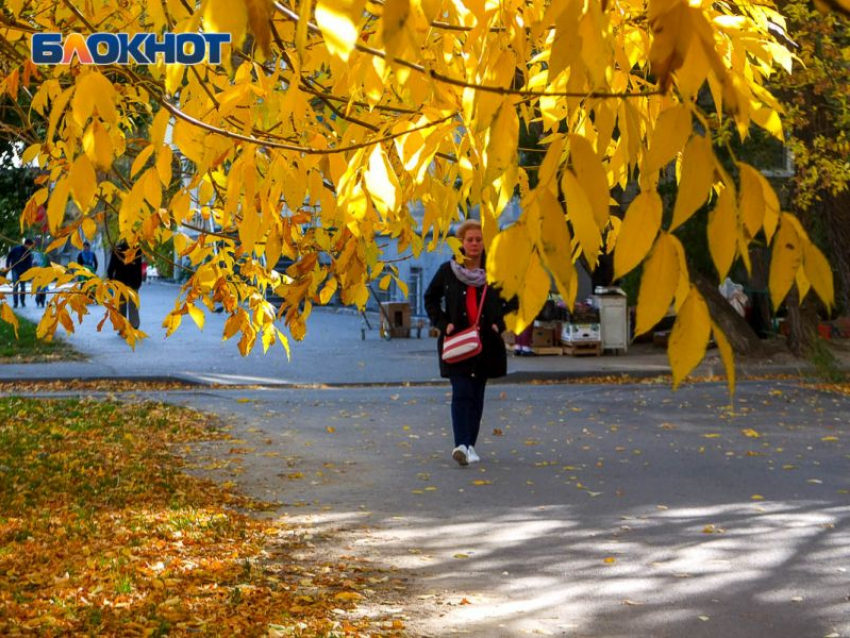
[531,346,564,356]
[562,341,602,357]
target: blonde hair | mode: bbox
[456,219,482,241]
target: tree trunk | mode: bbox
[784,285,820,356]
[820,189,850,315]
[694,271,764,356]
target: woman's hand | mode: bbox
[492,324,499,332]
[446,323,455,335]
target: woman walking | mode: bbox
[424,220,510,466]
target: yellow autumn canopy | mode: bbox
[0,0,836,390]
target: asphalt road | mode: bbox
[151,378,850,638]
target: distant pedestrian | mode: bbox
[5,238,34,308]
[424,220,510,467]
[76,241,98,274]
[31,240,50,308]
[107,241,143,329]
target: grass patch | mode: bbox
[0,312,82,362]
[0,397,401,636]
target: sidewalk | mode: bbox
[1,282,845,386]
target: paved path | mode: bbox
[149,379,850,638]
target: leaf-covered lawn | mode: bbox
[0,398,403,636]
[0,313,81,362]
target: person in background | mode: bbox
[77,241,98,274]
[424,219,510,467]
[107,241,143,329]
[6,238,34,308]
[513,324,535,356]
[31,239,50,308]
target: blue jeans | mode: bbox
[11,273,26,307]
[450,375,487,448]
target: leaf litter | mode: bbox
[0,397,405,636]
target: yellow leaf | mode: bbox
[204,0,248,48]
[83,121,114,170]
[487,222,532,302]
[613,189,662,279]
[319,277,338,304]
[737,163,765,238]
[536,188,574,305]
[759,172,780,243]
[472,480,492,486]
[156,146,173,186]
[635,233,679,336]
[649,0,693,90]
[768,214,803,310]
[603,557,617,564]
[150,108,170,148]
[668,287,711,388]
[334,591,363,602]
[72,72,117,126]
[69,154,97,212]
[646,104,692,174]
[484,99,519,185]
[707,188,737,281]
[81,217,97,240]
[561,170,602,268]
[295,0,312,58]
[47,179,70,233]
[751,494,764,501]
[712,321,736,396]
[188,303,205,330]
[0,303,19,338]
[517,252,550,334]
[821,436,839,442]
[569,134,609,229]
[244,0,273,55]
[741,428,761,438]
[671,135,714,231]
[703,433,721,438]
[802,239,834,311]
[131,145,155,178]
[316,0,365,62]
[364,145,400,215]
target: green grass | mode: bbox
[0,311,82,362]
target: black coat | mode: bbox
[424,260,509,379]
[107,248,143,290]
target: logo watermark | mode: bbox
[31,33,231,65]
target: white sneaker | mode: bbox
[467,446,481,463]
[452,445,469,466]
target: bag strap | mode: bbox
[473,285,488,327]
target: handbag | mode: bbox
[442,286,488,364]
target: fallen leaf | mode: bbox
[453,554,469,559]
[822,436,839,442]
[702,433,721,439]
[751,494,765,501]
[472,480,492,486]
[741,428,761,438]
[326,426,336,433]
[603,557,616,564]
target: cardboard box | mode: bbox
[531,327,555,347]
[560,322,601,343]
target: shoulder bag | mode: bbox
[442,286,488,364]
